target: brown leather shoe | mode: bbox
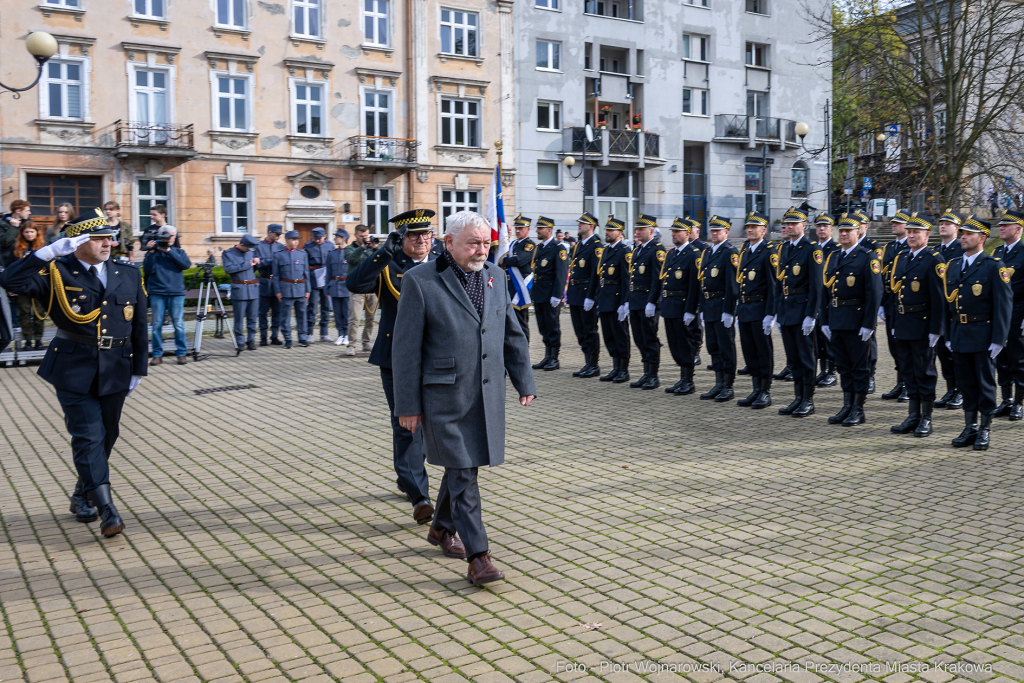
[427,527,466,559]
[413,501,434,525]
[176,356,188,365]
[149,356,162,366]
[467,553,504,585]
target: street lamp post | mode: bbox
[564,124,594,216]
[0,32,59,97]
[795,99,832,215]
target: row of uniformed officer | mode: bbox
[732,213,778,408]
[498,215,536,341]
[992,210,1024,420]
[567,213,603,378]
[626,215,667,389]
[878,212,911,401]
[697,216,739,401]
[660,218,701,395]
[593,217,632,382]
[529,217,569,370]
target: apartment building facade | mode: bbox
[513,0,831,236]
[0,0,515,258]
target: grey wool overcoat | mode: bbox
[392,257,537,468]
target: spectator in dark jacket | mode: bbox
[343,224,379,355]
[0,199,33,267]
[140,204,181,252]
[46,203,74,244]
[143,226,191,365]
[12,223,46,349]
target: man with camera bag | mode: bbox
[143,225,191,365]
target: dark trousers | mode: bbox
[815,325,832,366]
[893,338,937,401]
[995,326,1024,387]
[599,311,630,361]
[688,319,703,357]
[55,385,129,492]
[278,297,308,341]
[258,294,281,338]
[629,309,660,366]
[232,298,258,345]
[432,468,488,558]
[514,307,530,341]
[705,320,736,375]
[738,319,773,381]
[664,317,694,368]
[883,314,900,374]
[954,351,997,414]
[534,300,561,349]
[569,304,600,358]
[331,297,350,337]
[780,324,816,389]
[306,288,330,337]
[936,336,955,382]
[832,329,871,394]
[380,367,430,505]
[866,333,878,373]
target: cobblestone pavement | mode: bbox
[1,316,1023,683]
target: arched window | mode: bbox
[791,161,809,198]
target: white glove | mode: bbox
[549,296,561,308]
[617,304,628,322]
[700,312,704,324]
[683,312,695,325]
[989,343,1003,359]
[801,316,815,335]
[891,327,896,337]
[928,334,939,348]
[1020,318,1024,333]
[878,306,885,322]
[946,340,952,351]
[762,315,774,335]
[128,375,143,397]
[722,313,734,329]
[583,298,595,312]
[34,234,90,262]
[645,302,656,318]
[859,327,873,342]
[821,325,832,340]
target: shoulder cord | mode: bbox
[774,243,786,281]
[734,246,748,284]
[939,262,959,303]
[822,251,837,289]
[889,253,902,293]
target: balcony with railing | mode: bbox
[564,126,662,166]
[344,136,419,169]
[113,120,195,158]
[713,115,798,148]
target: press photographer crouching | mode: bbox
[143,225,191,365]
[0,210,149,539]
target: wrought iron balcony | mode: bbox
[345,135,419,169]
[564,127,662,166]
[113,120,195,157]
[713,115,798,147]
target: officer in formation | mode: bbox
[304,227,333,342]
[325,228,351,346]
[941,216,1012,450]
[254,223,285,345]
[775,206,823,417]
[272,230,311,348]
[567,212,603,377]
[697,216,739,401]
[529,217,569,371]
[686,218,708,366]
[626,215,667,389]
[660,217,701,395]
[856,211,884,392]
[934,212,965,408]
[593,217,632,382]
[820,215,882,426]
[879,211,911,401]
[0,211,148,539]
[347,209,439,525]
[498,215,536,340]
[813,214,840,387]
[888,214,946,437]
[734,212,778,408]
[221,234,260,352]
[992,209,1024,420]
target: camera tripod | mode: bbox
[188,264,237,361]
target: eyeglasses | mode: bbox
[406,233,433,242]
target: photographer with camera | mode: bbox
[142,225,191,365]
[139,205,180,252]
[343,224,380,356]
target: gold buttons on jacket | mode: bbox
[102,301,107,305]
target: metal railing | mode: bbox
[715,114,749,139]
[346,135,418,163]
[607,129,639,155]
[114,120,194,149]
[644,132,660,157]
[569,127,602,153]
[714,114,798,143]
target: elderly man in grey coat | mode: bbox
[394,211,536,585]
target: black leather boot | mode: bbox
[842,393,867,426]
[751,377,772,408]
[867,375,876,394]
[737,377,760,406]
[973,413,992,450]
[914,401,934,437]
[778,384,803,415]
[674,365,696,395]
[580,354,601,378]
[572,358,587,377]
[773,365,793,381]
[737,365,750,375]
[700,371,724,400]
[1011,385,1024,421]
[666,367,684,393]
[260,334,268,347]
[601,358,620,382]
[714,373,735,402]
[816,361,837,387]
[829,392,854,424]
[612,358,630,383]
[891,399,921,434]
[946,389,963,409]
[88,484,125,538]
[630,362,650,388]
[952,411,979,447]
[532,346,551,370]
[882,380,905,400]
[69,478,98,523]
[994,385,1013,417]
[935,382,955,407]
[792,384,815,417]
[542,347,560,371]
[641,364,660,390]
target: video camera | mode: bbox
[154,227,174,249]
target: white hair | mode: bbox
[445,210,489,240]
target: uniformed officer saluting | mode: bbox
[529,216,569,371]
[347,209,439,524]
[591,217,632,383]
[820,215,883,427]
[697,216,739,401]
[941,216,1012,451]
[888,214,946,437]
[660,217,701,395]
[0,210,149,538]
[734,212,779,409]
[567,212,603,378]
[775,206,824,417]
[991,209,1024,420]
[221,233,261,352]
[497,215,536,341]
[627,214,667,389]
